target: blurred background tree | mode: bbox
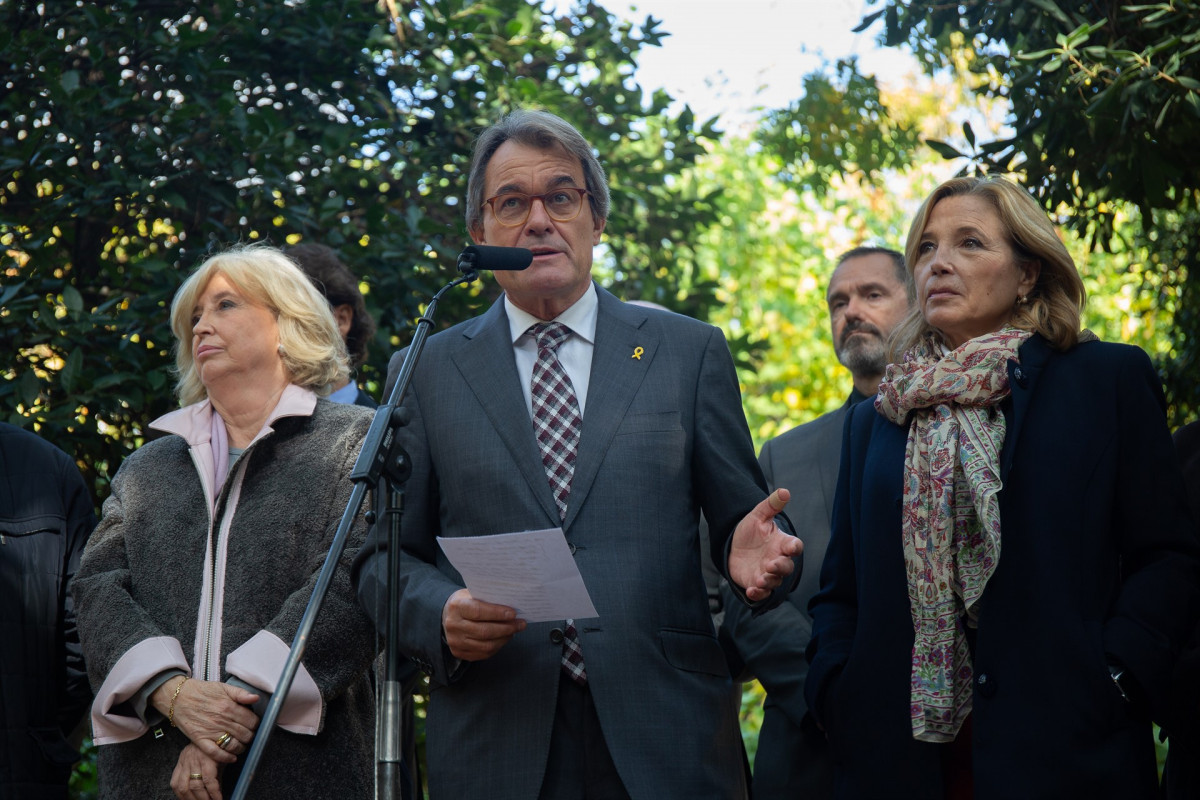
[1,0,723,509]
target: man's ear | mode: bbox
[591,216,606,246]
[333,304,354,340]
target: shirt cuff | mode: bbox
[225,630,322,735]
[91,637,190,745]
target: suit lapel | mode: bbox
[1001,333,1052,480]
[562,288,657,529]
[451,299,562,523]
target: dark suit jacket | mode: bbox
[806,335,1200,800]
[354,285,783,799]
[0,423,95,799]
[720,394,859,800]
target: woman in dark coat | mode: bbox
[74,245,377,799]
[806,176,1200,799]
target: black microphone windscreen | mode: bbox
[459,245,534,272]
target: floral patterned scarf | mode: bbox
[875,327,1032,742]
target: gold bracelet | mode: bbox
[167,676,189,728]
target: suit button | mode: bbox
[568,543,577,555]
[976,672,997,698]
[550,628,565,645]
[1012,366,1027,387]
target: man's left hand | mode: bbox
[728,488,803,602]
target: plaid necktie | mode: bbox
[528,322,587,685]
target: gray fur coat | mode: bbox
[75,395,377,799]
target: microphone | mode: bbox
[457,245,533,275]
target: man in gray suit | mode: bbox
[720,246,912,799]
[353,109,802,799]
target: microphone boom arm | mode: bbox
[231,262,480,800]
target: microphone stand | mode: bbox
[231,255,483,800]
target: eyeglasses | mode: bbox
[482,188,590,227]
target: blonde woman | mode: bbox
[806,177,1200,799]
[75,244,376,799]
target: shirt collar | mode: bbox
[327,381,360,405]
[504,282,598,345]
[151,384,318,446]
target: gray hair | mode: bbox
[465,109,610,237]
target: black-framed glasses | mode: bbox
[482,187,590,227]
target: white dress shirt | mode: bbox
[504,283,597,418]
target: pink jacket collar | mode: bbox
[151,384,318,444]
[151,385,318,498]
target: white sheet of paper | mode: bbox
[436,527,599,623]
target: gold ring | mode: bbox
[215,731,232,749]
[189,773,203,780]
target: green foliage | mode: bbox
[1,0,722,506]
[757,58,924,193]
[864,0,1200,219]
[689,131,938,445]
[857,0,1200,424]
[866,0,1200,217]
[738,679,767,764]
[68,739,98,800]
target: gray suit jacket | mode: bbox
[720,393,860,799]
[354,285,781,799]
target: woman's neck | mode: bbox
[209,380,289,448]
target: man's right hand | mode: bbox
[442,588,526,661]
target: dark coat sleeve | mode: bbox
[58,452,97,732]
[1096,346,1200,719]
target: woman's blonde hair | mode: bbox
[170,243,350,406]
[891,176,1087,357]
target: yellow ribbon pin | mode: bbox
[631,346,644,360]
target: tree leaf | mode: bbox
[0,281,25,307]
[62,284,83,314]
[852,9,885,33]
[18,370,39,407]
[1185,92,1200,118]
[1026,0,1071,25]
[61,348,83,393]
[926,139,965,159]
